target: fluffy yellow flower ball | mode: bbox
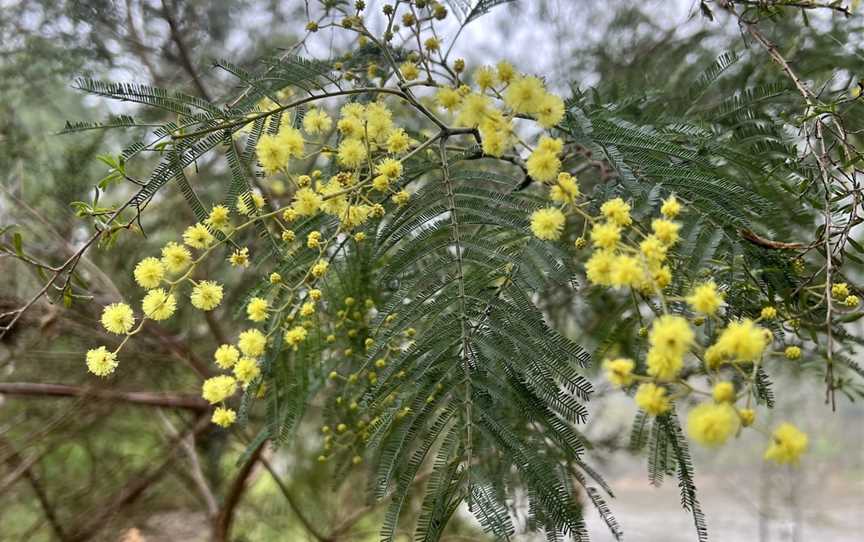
[101,303,135,334]
[687,402,739,447]
[760,306,777,320]
[503,75,545,114]
[190,281,223,311]
[256,133,289,174]
[648,315,694,360]
[600,198,632,226]
[764,423,808,464]
[292,188,322,216]
[685,281,723,315]
[651,218,680,246]
[142,289,177,321]
[161,242,192,274]
[590,223,621,250]
[237,329,267,358]
[206,205,231,231]
[529,208,566,241]
[712,381,736,403]
[234,357,261,385]
[526,148,561,183]
[211,407,236,428]
[302,109,332,134]
[182,223,214,249]
[784,345,801,360]
[603,358,635,388]
[284,325,308,349]
[134,257,165,289]
[585,250,615,286]
[337,139,366,168]
[646,349,683,381]
[246,297,269,322]
[660,195,682,218]
[86,346,118,377]
[713,318,768,362]
[202,375,237,404]
[311,260,329,278]
[214,344,240,370]
[635,383,671,416]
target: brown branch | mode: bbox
[66,414,211,542]
[160,0,212,102]
[0,382,209,411]
[213,438,266,542]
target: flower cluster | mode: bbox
[577,196,811,464]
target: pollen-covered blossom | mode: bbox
[712,381,736,403]
[600,198,632,226]
[660,195,682,218]
[161,242,192,274]
[101,303,135,334]
[400,61,419,81]
[764,423,808,464]
[391,190,410,205]
[635,383,671,416]
[831,282,850,299]
[86,346,118,377]
[535,93,565,128]
[603,358,635,388]
[134,257,164,289]
[610,254,646,288]
[182,223,214,249]
[496,60,516,83]
[639,236,667,264]
[284,325,308,349]
[585,250,615,286]
[256,133,289,174]
[739,408,756,427]
[712,318,768,363]
[237,329,267,358]
[784,346,801,360]
[234,357,261,385]
[246,297,269,322]
[646,349,682,381]
[338,139,366,168]
[590,223,620,250]
[211,407,236,428]
[844,295,860,307]
[526,143,562,183]
[375,158,403,179]
[530,208,566,241]
[474,65,496,90]
[206,205,231,231]
[300,302,316,317]
[292,187,323,216]
[201,375,237,404]
[651,219,680,245]
[142,289,177,321]
[214,344,240,370]
[760,306,777,320]
[686,281,723,315]
[648,315,694,360]
[503,75,545,114]
[190,281,223,311]
[229,247,250,268]
[311,260,329,278]
[436,87,462,112]
[549,172,580,204]
[386,129,411,153]
[687,402,739,447]
[302,108,332,134]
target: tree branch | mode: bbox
[0,382,209,411]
